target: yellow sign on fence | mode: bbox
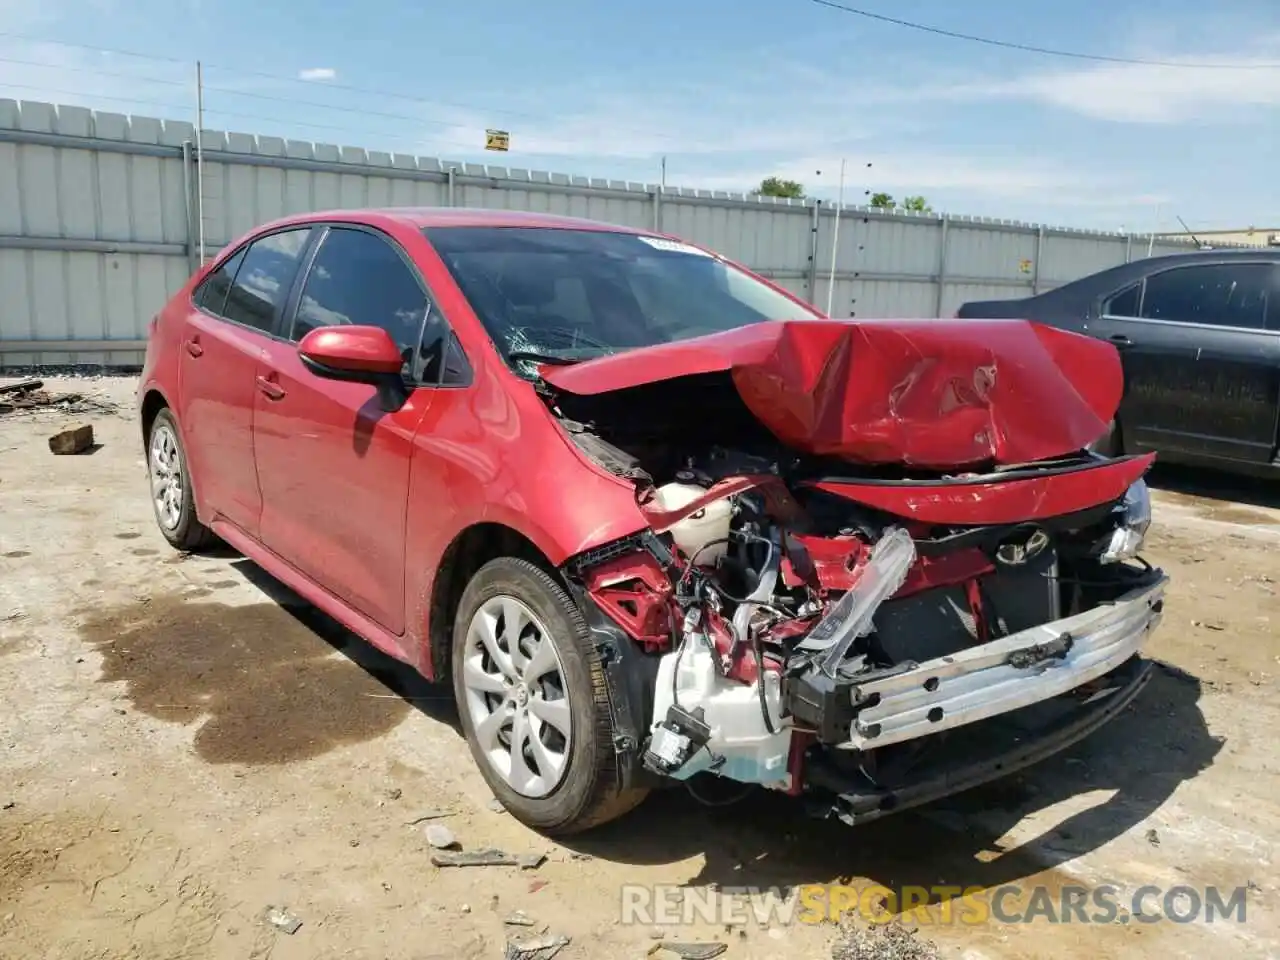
[485,129,510,152]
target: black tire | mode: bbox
[451,557,648,835]
[146,407,217,552]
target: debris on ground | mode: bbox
[0,379,42,396]
[488,797,506,813]
[1,387,119,417]
[405,810,453,825]
[831,921,940,960]
[649,943,728,959]
[1146,828,1161,846]
[48,424,95,455]
[425,824,459,849]
[431,848,519,867]
[1192,619,1227,632]
[504,910,536,926]
[518,852,547,870]
[504,932,570,960]
[261,906,303,935]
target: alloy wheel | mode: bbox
[148,422,184,531]
[461,595,573,798]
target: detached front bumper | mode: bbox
[841,574,1167,749]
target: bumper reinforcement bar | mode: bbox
[840,575,1167,750]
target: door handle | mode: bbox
[256,375,286,401]
[185,338,203,358]
[1108,334,1132,347]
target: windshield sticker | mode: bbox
[636,236,714,257]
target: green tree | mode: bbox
[901,195,933,213]
[755,176,805,199]
[868,192,895,209]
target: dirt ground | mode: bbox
[3,375,1280,960]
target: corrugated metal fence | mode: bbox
[0,98,1199,367]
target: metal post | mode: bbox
[654,156,666,233]
[1032,225,1045,295]
[825,158,846,316]
[180,140,198,275]
[447,166,456,206]
[1125,234,1133,263]
[934,214,949,317]
[194,61,205,264]
[806,200,821,304]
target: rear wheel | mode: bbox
[452,557,648,835]
[146,408,216,551]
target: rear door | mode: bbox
[176,227,312,535]
[1094,261,1280,463]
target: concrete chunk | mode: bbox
[48,424,94,455]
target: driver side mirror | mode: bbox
[297,325,408,411]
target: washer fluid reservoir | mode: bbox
[652,482,732,564]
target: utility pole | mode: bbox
[1146,202,1162,257]
[825,157,846,316]
[195,60,206,264]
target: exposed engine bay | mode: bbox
[541,319,1169,824]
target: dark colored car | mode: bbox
[958,250,1280,474]
[138,207,1166,836]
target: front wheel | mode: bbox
[146,408,216,551]
[451,557,648,835]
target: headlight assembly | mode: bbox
[1098,479,1151,564]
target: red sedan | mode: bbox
[139,208,1166,835]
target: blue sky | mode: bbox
[1,0,1278,231]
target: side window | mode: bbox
[416,307,447,384]
[194,247,246,316]
[291,228,427,378]
[442,331,472,386]
[223,228,311,332]
[1103,283,1141,318]
[1140,264,1272,330]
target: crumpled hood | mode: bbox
[538,318,1122,469]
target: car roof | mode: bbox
[257,206,644,234]
[987,246,1280,311]
[1117,247,1280,268]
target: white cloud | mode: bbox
[298,67,336,82]
[950,54,1280,124]
[0,37,190,117]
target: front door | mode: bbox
[176,228,311,535]
[253,225,436,639]
[1095,261,1280,463]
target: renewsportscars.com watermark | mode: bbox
[620,882,1251,927]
